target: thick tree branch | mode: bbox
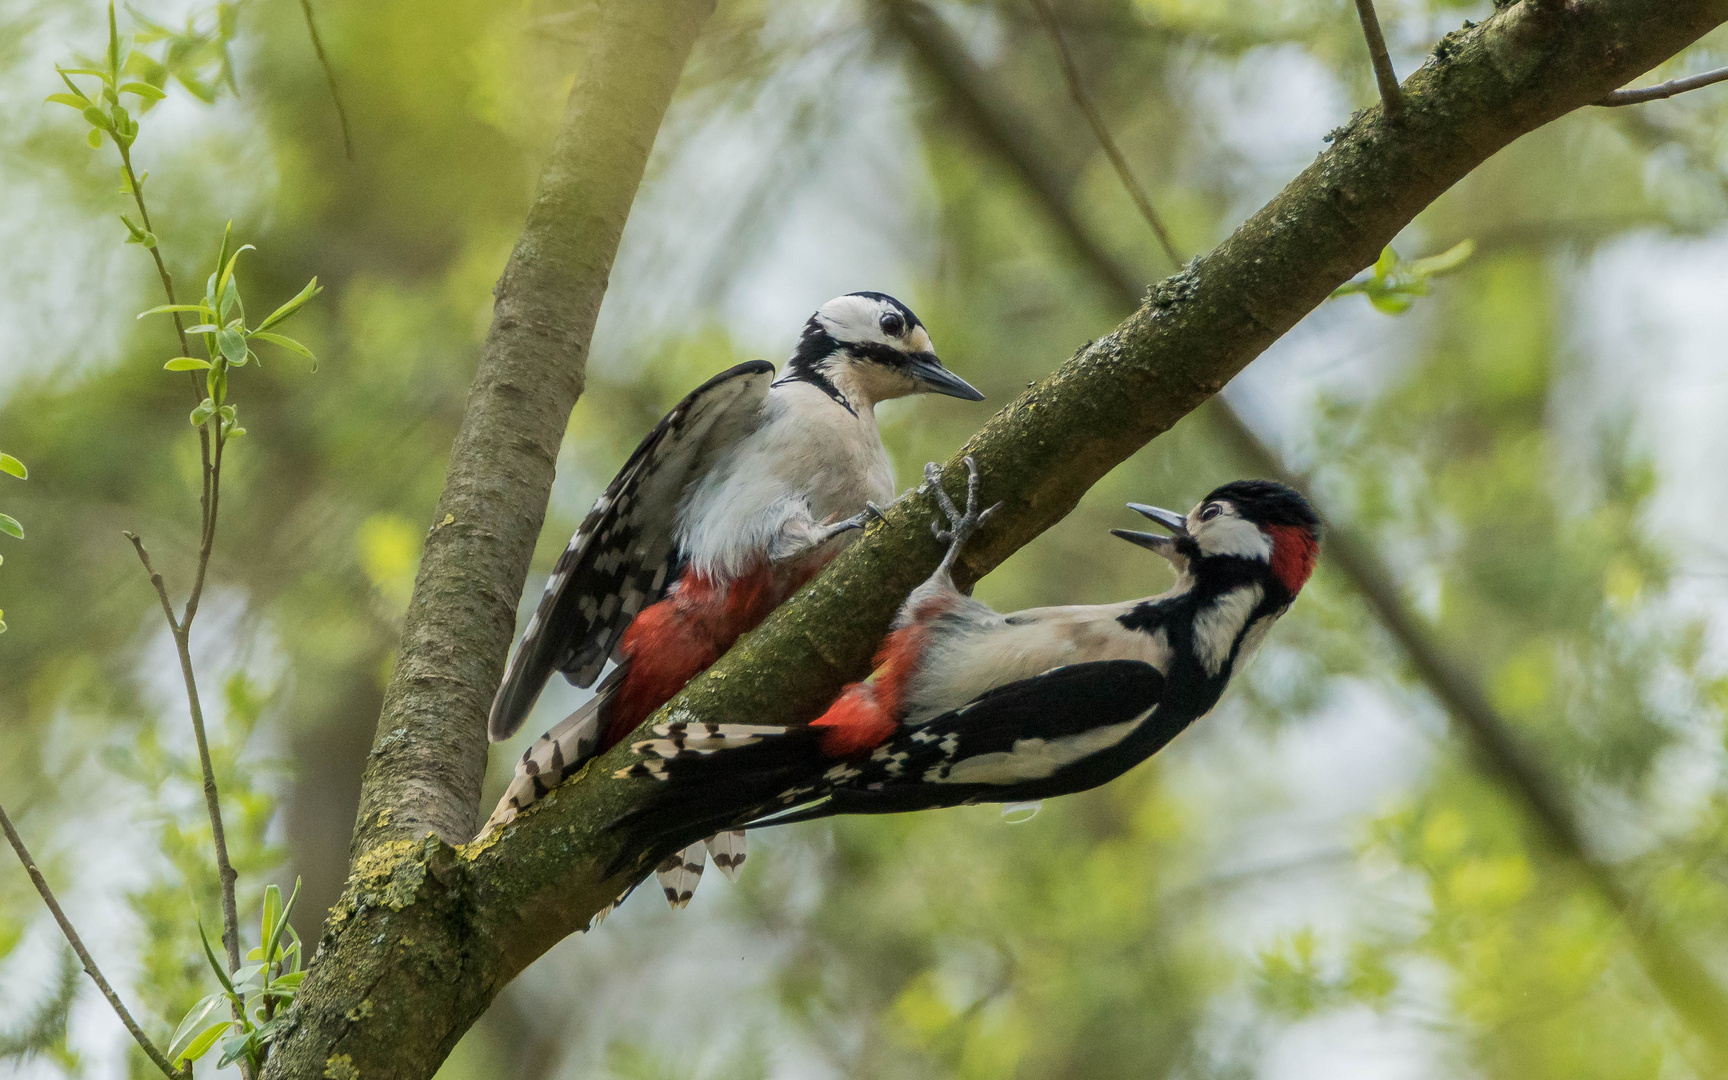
[267,5,716,1077]
[884,1,1728,1056]
[278,1,1728,1077]
[479,0,1727,966]
[347,0,719,857]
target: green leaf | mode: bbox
[263,879,301,969]
[106,3,123,81]
[256,277,322,332]
[252,331,315,366]
[272,969,306,991]
[217,242,257,302]
[259,885,282,961]
[85,127,103,149]
[119,80,166,99]
[45,92,89,109]
[197,919,238,997]
[216,1031,255,1070]
[137,303,207,319]
[164,357,211,371]
[1408,238,1476,278]
[191,398,216,427]
[179,1021,230,1064]
[1374,245,1397,277]
[185,323,221,335]
[217,327,247,364]
[0,454,25,480]
[167,994,227,1061]
[0,514,22,540]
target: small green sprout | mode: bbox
[1331,239,1476,314]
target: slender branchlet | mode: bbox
[1598,64,1728,106]
[1027,0,1183,268]
[297,0,354,159]
[1,802,190,1080]
[1352,0,1405,119]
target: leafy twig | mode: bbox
[1598,63,1728,106]
[1351,0,1403,118]
[1,801,190,1080]
[297,0,354,159]
[1027,0,1183,268]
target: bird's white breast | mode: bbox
[675,381,895,579]
[904,602,1173,722]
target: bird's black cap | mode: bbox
[1202,479,1321,537]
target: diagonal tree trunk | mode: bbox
[271,2,1728,1077]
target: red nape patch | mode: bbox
[1265,524,1319,595]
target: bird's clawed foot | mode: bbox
[830,501,890,537]
[926,457,1001,571]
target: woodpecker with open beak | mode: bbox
[613,462,1319,856]
[479,293,982,909]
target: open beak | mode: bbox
[1110,503,1189,561]
[906,352,985,401]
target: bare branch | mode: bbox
[1,801,190,1080]
[1352,0,1404,119]
[297,0,355,159]
[124,532,245,997]
[1598,63,1728,105]
[1027,0,1183,268]
[883,2,1728,1059]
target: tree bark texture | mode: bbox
[276,2,1727,1077]
[265,3,715,1078]
[350,0,718,856]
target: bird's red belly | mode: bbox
[600,558,825,749]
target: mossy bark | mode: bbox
[273,1,1727,1076]
[264,2,715,1078]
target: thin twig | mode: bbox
[114,143,214,524]
[1598,64,1728,106]
[878,0,1728,1062]
[2,802,190,1080]
[183,433,225,627]
[298,0,354,159]
[125,533,245,989]
[1027,0,1183,268]
[1351,0,1404,119]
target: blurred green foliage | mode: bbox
[3,0,1728,1078]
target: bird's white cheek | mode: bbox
[1196,517,1272,560]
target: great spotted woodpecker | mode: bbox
[613,461,1319,856]
[478,293,982,906]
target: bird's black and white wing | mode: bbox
[809,659,1170,817]
[612,660,1170,851]
[488,361,776,741]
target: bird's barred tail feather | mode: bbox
[475,673,621,841]
[656,844,706,909]
[705,830,747,881]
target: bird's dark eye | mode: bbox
[879,312,904,337]
[1198,504,1222,522]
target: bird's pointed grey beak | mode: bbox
[906,352,985,401]
[1112,503,1189,562]
[1127,503,1189,536]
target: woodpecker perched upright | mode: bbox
[479,293,982,904]
[614,462,1319,853]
